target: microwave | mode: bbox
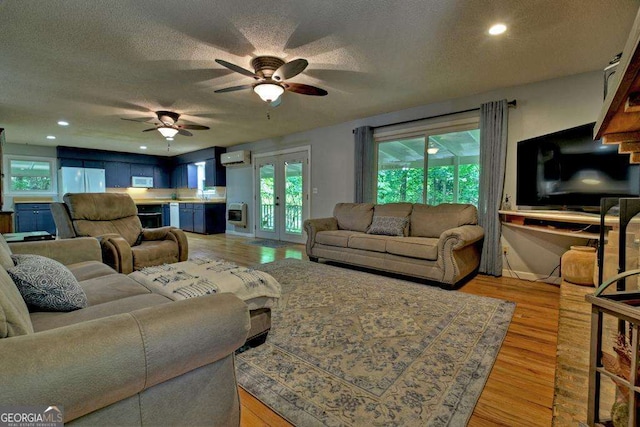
[131,176,154,188]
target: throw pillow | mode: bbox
[8,254,88,311]
[366,216,408,236]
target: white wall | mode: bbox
[226,70,605,281]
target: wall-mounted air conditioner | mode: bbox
[221,150,251,167]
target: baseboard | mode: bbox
[225,229,255,237]
[502,269,561,285]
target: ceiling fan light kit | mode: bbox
[253,83,285,102]
[157,126,179,138]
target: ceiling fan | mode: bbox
[214,56,328,104]
[121,110,210,139]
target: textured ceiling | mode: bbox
[0,0,638,157]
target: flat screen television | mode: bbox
[516,122,640,212]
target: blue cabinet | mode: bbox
[154,166,170,189]
[130,163,154,177]
[105,161,131,188]
[172,164,198,189]
[204,157,226,187]
[179,203,194,232]
[15,203,56,235]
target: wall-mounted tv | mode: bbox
[516,122,640,212]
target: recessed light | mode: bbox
[46,135,56,140]
[140,145,147,150]
[489,23,507,36]
[57,120,69,126]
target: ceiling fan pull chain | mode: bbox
[267,109,271,120]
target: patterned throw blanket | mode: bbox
[129,258,282,310]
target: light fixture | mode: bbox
[140,145,147,150]
[427,146,439,155]
[253,83,285,103]
[166,137,174,141]
[46,135,56,140]
[57,120,69,126]
[577,170,602,185]
[157,126,178,138]
[488,23,507,36]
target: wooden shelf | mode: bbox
[499,210,619,240]
[595,7,640,162]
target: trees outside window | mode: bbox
[376,127,479,206]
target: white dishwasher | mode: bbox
[169,202,180,228]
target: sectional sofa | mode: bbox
[0,237,250,425]
[304,202,484,287]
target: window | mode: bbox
[376,123,479,206]
[6,156,56,194]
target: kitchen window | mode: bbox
[5,156,57,194]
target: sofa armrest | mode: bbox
[141,226,173,240]
[101,235,134,274]
[437,225,484,284]
[168,228,189,261]
[303,217,338,254]
[438,225,484,251]
[9,237,102,265]
[0,293,250,423]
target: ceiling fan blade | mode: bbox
[214,84,254,93]
[121,117,155,123]
[285,83,328,96]
[178,124,210,130]
[142,127,158,132]
[273,58,308,81]
[177,129,193,137]
[215,59,258,79]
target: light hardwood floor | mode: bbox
[188,233,560,427]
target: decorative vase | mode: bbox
[561,246,596,286]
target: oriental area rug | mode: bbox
[236,259,515,426]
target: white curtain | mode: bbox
[478,100,509,276]
[354,126,374,203]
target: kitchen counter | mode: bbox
[133,199,226,205]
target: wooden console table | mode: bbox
[499,210,619,240]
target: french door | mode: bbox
[254,150,309,243]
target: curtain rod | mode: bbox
[353,99,517,133]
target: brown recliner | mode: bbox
[52,193,188,274]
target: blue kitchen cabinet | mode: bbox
[179,203,194,232]
[154,166,171,189]
[204,157,226,187]
[130,163,154,177]
[172,164,198,189]
[162,204,171,226]
[14,203,56,235]
[105,161,131,188]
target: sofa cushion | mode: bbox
[386,237,439,260]
[30,293,170,332]
[0,235,13,270]
[410,203,477,238]
[68,261,119,282]
[0,267,34,338]
[366,216,408,236]
[73,216,142,247]
[80,274,151,306]
[348,233,389,253]
[333,203,374,232]
[315,230,356,248]
[131,240,179,270]
[9,254,88,311]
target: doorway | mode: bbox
[254,149,309,243]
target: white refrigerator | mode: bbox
[59,167,106,196]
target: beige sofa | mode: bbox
[304,202,484,287]
[0,237,250,425]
